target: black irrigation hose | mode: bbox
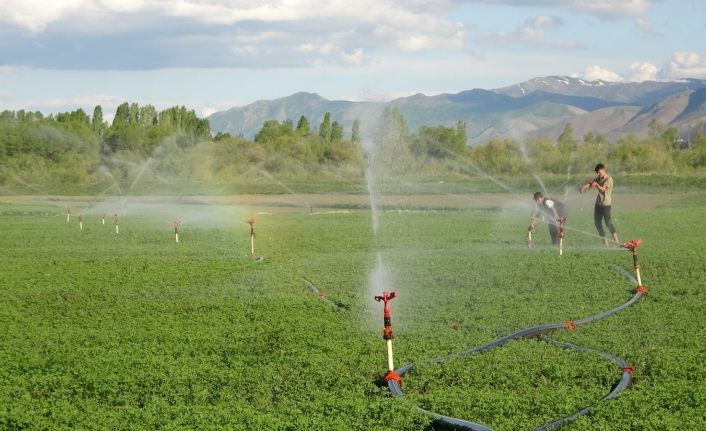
[386,264,646,431]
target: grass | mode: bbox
[0,190,705,430]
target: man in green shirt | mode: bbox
[579,163,619,246]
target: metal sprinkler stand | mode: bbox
[66,205,72,223]
[114,213,119,234]
[621,239,645,288]
[374,290,401,385]
[527,227,534,249]
[78,213,83,231]
[246,218,256,257]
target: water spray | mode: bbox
[374,290,401,385]
[114,213,119,234]
[246,218,256,257]
[173,219,182,243]
[78,212,83,231]
[65,205,72,223]
[621,239,645,288]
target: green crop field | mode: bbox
[1,190,705,431]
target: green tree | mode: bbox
[319,112,332,141]
[92,106,105,132]
[351,120,361,143]
[296,115,310,135]
[112,102,130,127]
[331,121,344,142]
[558,122,577,153]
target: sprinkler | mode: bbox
[558,217,566,256]
[621,239,644,288]
[374,290,401,384]
[102,213,105,225]
[527,226,534,249]
[65,205,71,223]
[78,213,83,231]
[246,218,256,257]
[173,219,181,243]
[114,213,119,234]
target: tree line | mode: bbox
[1,103,705,191]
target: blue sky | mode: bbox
[1,0,705,120]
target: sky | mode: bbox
[1,0,706,120]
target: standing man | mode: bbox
[529,192,566,247]
[579,163,619,246]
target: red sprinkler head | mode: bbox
[173,219,182,232]
[246,218,256,237]
[374,290,397,318]
[375,290,397,340]
[621,239,643,252]
[557,217,567,239]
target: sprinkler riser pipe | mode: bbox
[386,339,394,371]
[250,235,255,256]
[79,222,83,230]
[559,238,563,256]
[115,225,119,234]
[175,233,179,243]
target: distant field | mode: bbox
[1,191,704,430]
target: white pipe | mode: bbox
[251,235,255,256]
[115,225,119,234]
[386,339,394,371]
[559,238,563,256]
[175,233,179,243]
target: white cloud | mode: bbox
[341,48,365,66]
[572,65,624,82]
[201,106,218,118]
[469,48,487,61]
[564,0,651,20]
[480,15,564,46]
[0,0,466,69]
[469,0,651,20]
[629,62,658,81]
[572,53,706,84]
[0,0,83,32]
[660,52,706,79]
[0,65,24,75]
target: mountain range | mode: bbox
[208,76,706,145]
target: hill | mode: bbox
[208,77,706,145]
